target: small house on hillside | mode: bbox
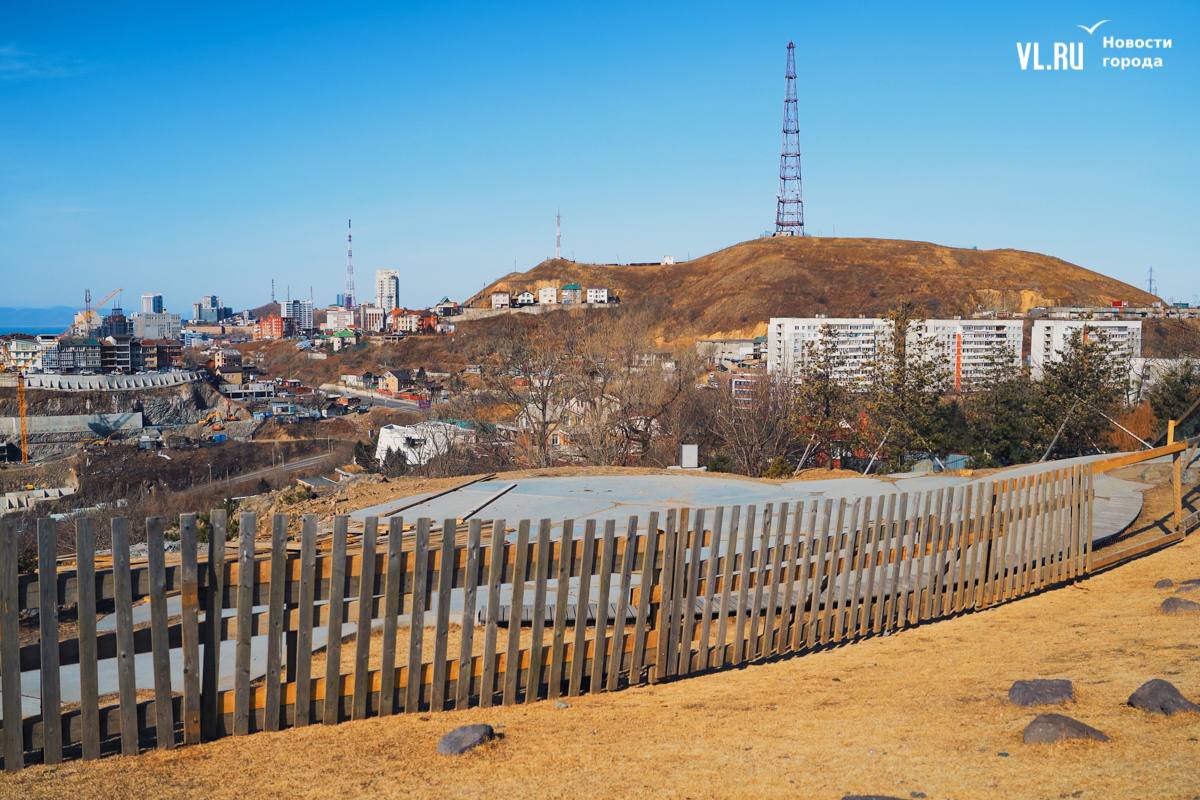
[515,291,535,307]
[538,286,558,305]
[586,287,609,304]
[379,370,402,394]
[561,283,582,304]
[491,292,511,309]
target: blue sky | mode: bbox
[1,0,1197,312]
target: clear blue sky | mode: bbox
[1,0,1197,312]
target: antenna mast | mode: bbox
[345,218,355,308]
[774,41,806,237]
[555,209,562,259]
[1147,266,1157,297]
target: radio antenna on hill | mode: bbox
[774,41,806,237]
[1147,266,1157,297]
[345,218,356,308]
[555,209,562,259]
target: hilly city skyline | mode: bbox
[2,1,1198,309]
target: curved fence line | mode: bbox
[1,463,1106,769]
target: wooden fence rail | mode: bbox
[0,463,1105,769]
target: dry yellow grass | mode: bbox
[4,521,1199,798]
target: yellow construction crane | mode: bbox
[69,287,122,337]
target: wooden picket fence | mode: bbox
[0,463,1101,769]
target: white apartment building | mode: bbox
[1030,319,1142,379]
[586,287,609,304]
[375,269,400,311]
[1,337,42,371]
[766,317,892,385]
[908,319,1024,390]
[321,307,356,331]
[133,311,182,340]
[280,299,314,333]
[491,292,510,309]
[358,304,386,333]
[538,286,558,305]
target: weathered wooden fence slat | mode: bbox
[74,518,100,760]
[180,514,202,744]
[1,520,24,771]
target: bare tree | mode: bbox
[566,308,706,466]
[468,314,578,467]
[708,371,798,476]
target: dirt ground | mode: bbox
[4,512,1199,798]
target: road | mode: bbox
[318,383,423,411]
[174,452,334,494]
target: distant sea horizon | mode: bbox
[0,326,67,336]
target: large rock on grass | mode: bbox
[1023,713,1109,744]
[1153,579,1174,589]
[1127,679,1200,716]
[1008,679,1074,706]
[437,724,496,755]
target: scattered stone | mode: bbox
[1176,584,1200,593]
[1154,579,1174,589]
[996,751,1010,757]
[910,793,928,799]
[1181,578,1200,586]
[841,796,905,800]
[436,724,496,756]
[1008,678,1075,706]
[1023,713,1109,744]
[1127,679,1200,716]
[1161,597,1200,615]
[554,700,571,709]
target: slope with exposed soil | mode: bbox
[469,236,1162,347]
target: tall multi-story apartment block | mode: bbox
[767,317,892,385]
[132,311,182,340]
[375,270,400,311]
[1030,319,1141,379]
[279,299,314,333]
[192,295,231,323]
[908,319,1024,390]
[141,293,164,314]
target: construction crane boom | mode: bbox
[70,287,122,336]
[96,287,122,310]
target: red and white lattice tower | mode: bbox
[774,41,806,236]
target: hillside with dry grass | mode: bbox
[468,237,1161,347]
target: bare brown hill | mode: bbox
[468,237,1160,346]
